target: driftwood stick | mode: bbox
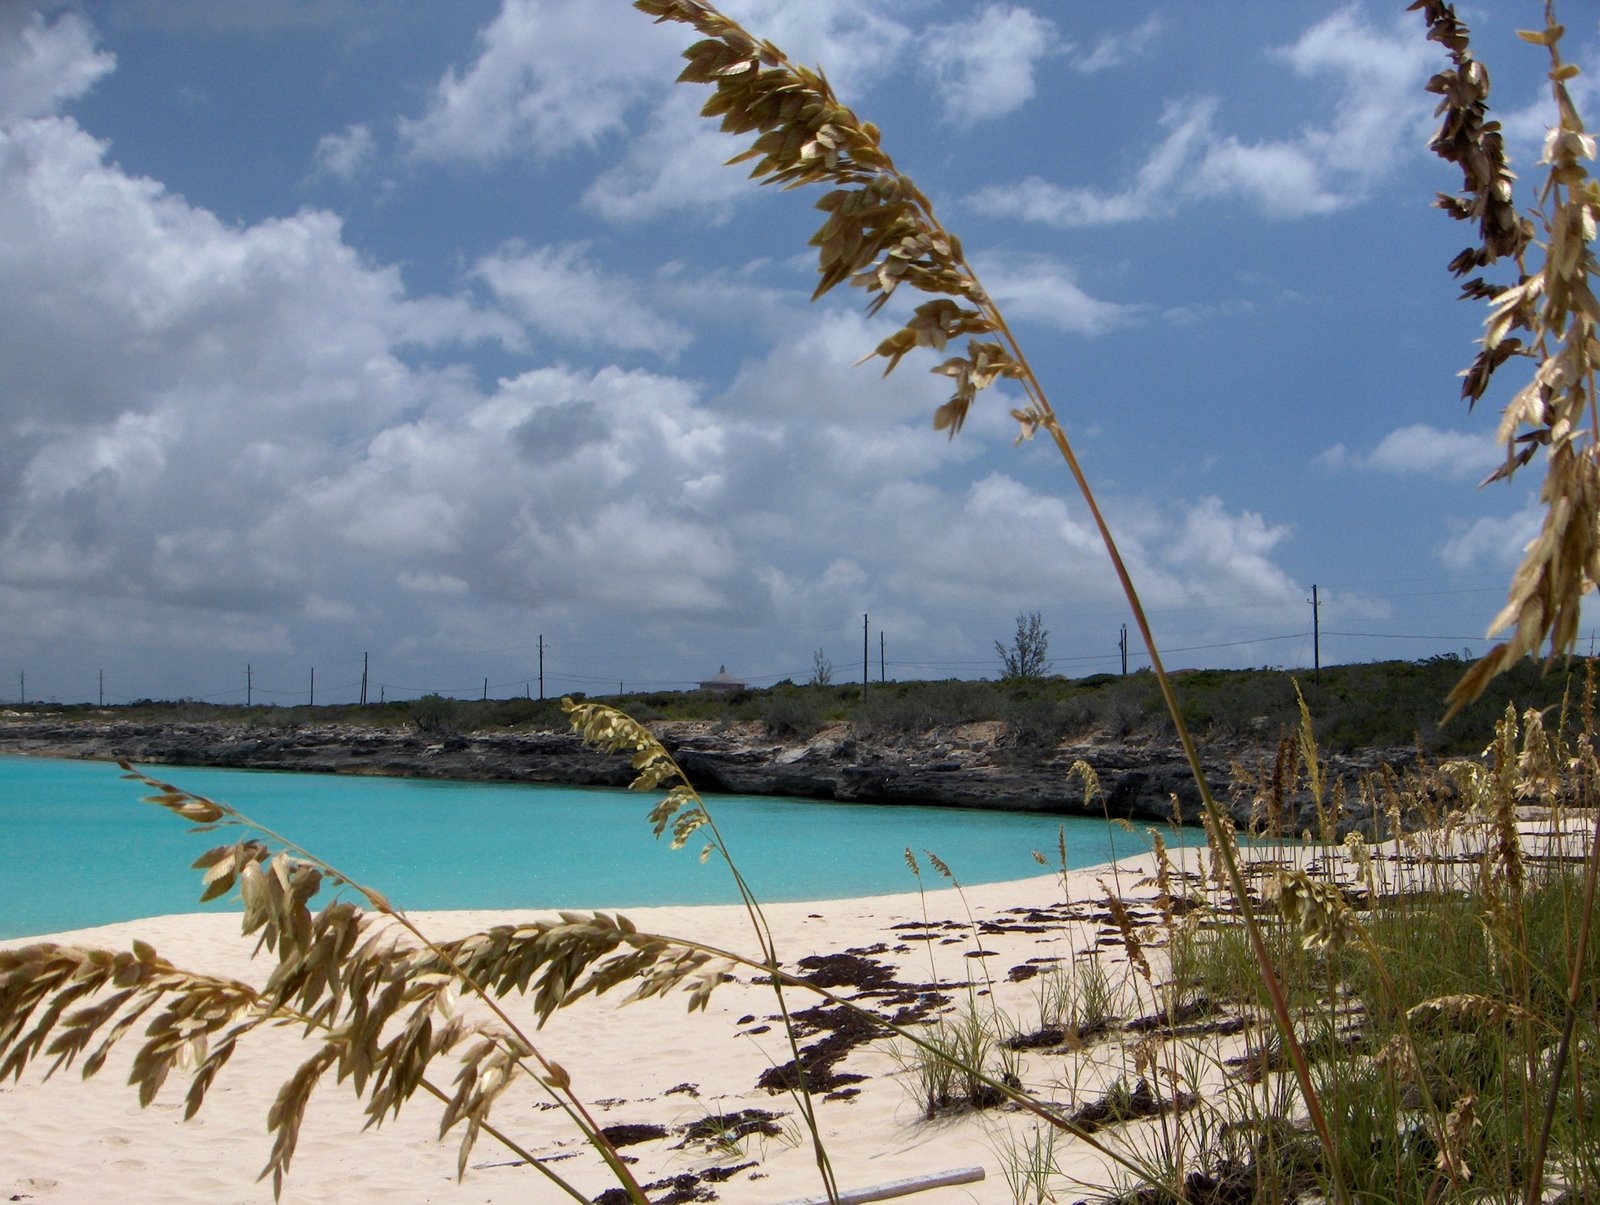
[773,1165,985,1205]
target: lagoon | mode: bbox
[0,754,1198,939]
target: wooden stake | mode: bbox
[773,1165,984,1205]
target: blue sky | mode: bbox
[3,1,1596,706]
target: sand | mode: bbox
[0,844,1213,1205]
[11,808,1591,1205]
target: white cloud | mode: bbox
[719,0,913,97]
[303,594,358,622]
[397,0,908,201]
[521,498,736,612]
[1316,423,1502,480]
[1278,9,1425,170]
[475,241,692,357]
[970,99,1216,227]
[1072,14,1164,75]
[1162,297,1256,326]
[313,122,374,181]
[0,54,521,644]
[921,4,1059,127]
[0,113,507,428]
[1495,55,1600,164]
[970,8,1435,226]
[0,9,113,122]
[581,90,752,224]
[398,571,470,596]
[1161,496,1298,604]
[707,306,962,431]
[801,475,1312,653]
[1193,137,1341,218]
[583,0,913,223]
[1440,498,1541,572]
[401,0,677,163]
[0,2,1337,693]
[979,252,1140,336]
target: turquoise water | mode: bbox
[0,754,1198,939]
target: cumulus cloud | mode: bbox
[970,8,1435,226]
[401,0,676,163]
[1317,424,1502,480]
[1495,57,1600,163]
[312,122,375,181]
[0,3,1326,696]
[920,4,1059,126]
[401,0,915,171]
[978,252,1140,336]
[971,99,1216,226]
[1161,496,1298,603]
[586,0,912,223]
[813,475,1311,655]
[719,0,913,97]
[0,8,113,122]
[0,115,508,428]
[1440,499,1542,572]
[580,90,753,225]
[475,241,693,357]
[0,49,516,660]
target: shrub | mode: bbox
[409,692,462,737]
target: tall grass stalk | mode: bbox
[562,699,842,1199]
[627,2,1391,1191]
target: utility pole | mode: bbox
[1119,624,1128,676]
[862,613,868,702]
[360,652,368,705]
[18,671,23,705]
[538,634,545,701]
[309,667,315,707]
[879,630,885,683]
[99,669,104,707]
[482,677,488,701]
[247,663,252,707]
[1310,584,1322,682]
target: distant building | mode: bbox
[699,665,745,693]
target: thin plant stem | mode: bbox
[984,278,1351,1205]
[122,768,651,1205]
[411,1080,591,1201]
[1525,802,1600,1204]
[609,927,1178,1188]
[628,9,1349,1186]
[692,803,840,1201]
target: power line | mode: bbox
[1322,629,1487,642]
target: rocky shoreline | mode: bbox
[0,711,1417,832]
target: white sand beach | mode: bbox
[0,849,1204,1205]
[12,808,1590,1205]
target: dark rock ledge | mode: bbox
[0,714,1415,832]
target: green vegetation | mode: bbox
[11,655,1575,758]
[996,611,1052,682]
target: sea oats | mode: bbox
[1266,870,1358,953]
[1413,4,1599,714]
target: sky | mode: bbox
[3,1,1598,707]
